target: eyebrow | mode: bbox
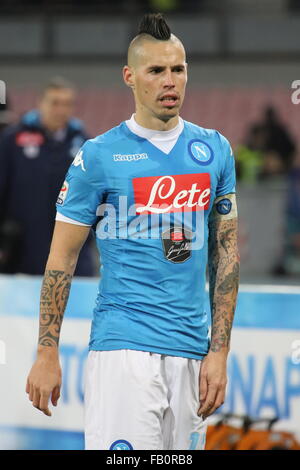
[146,64,185,69]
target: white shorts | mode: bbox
[84,349,207,450]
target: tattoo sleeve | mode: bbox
[208,196,240,353]
[38,270,72,349]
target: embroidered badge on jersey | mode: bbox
[109,439,133,450]
[57,180,69,206]
[162,227,193,263]
[188,140,214,166]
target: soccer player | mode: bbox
[26,13,239,450]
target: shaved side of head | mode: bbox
[128,33,185,68]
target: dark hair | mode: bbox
[44,76,75,93]
[138,13,171,40]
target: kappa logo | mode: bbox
[72,150,86,171]
[113,153,148,162]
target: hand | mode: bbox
[26,352,62,417]
[197,350,228,420]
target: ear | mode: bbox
[185,62,188,83]
[123,65,135,89]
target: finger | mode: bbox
[198,384,218,416]
[198,372,208,411]
[203,388,225,419]
[51,386,61,407]
[39,390,52,417]
[198,380,216,414]
[28,383,34,402]
[32,386,41,410]
[25,378,30,394]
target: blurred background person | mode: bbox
[0,77,96,276]
[273,152,300,276]
[235,124,266,183]
[256,105,296,179]
[236,105,297,183]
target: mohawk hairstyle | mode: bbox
[138,13,171,41]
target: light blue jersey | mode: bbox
[56,119,236,359]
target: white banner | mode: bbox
[0,276,299,449]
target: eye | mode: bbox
[150,67,163,74]
[173,66,184,73]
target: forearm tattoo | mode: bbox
[38,270,72,348]
[208,216,240,352]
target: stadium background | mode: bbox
[0,0,300,450]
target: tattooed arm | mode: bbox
[208,200,239,353]
[198,193,240,419]
[26,221,91,416]
[38,270,72,350]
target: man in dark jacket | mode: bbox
[0,77,96,276]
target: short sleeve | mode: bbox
[56,140,105,225]
[216,132,236,197]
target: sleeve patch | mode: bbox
[57,180,69,206]
[212,193,237,220]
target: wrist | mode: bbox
[208,345,230,357]
[37,344,59,358]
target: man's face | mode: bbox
[125,39,187,123]
[39,87,75,131]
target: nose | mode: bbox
[163,69,175,88]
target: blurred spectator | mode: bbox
[237,105,296,182]
[235,125,265,183]
[273,154,300,276]
[258,106,296,177]
[0,77,96,276]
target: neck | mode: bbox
[134,109,179,131]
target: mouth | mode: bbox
[159,93,179,107]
